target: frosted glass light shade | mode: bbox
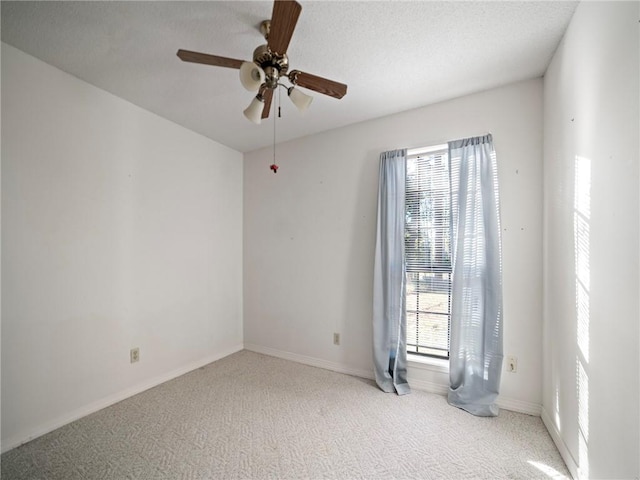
[239,62,265,92]
[243,96,264,124]
[288,87,313,112]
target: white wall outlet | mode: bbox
[130,347,140,363]
[507,355,517,373]
[333,333,340,346]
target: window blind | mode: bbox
[405,149,452,358]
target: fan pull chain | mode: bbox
[270,87,281,174]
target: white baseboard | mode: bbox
[1,343,244,453]
[244,343,542,416]
[243,343,375,380]
[3,343,545,453]
[541,407,579,479]
[496,396,542,416]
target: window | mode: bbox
[405,145,452,359]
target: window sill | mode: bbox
[407,353,449,374]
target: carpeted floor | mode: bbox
[1,350,570,479]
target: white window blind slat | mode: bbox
[405,149,452,358]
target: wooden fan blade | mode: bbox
[177,49,243,69]
[289,70,347,99]
[268,0,302,55]
[262,89,274,119]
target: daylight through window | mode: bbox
[405,146,452,359]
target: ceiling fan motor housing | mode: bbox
[252,44,288,89]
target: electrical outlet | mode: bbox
[507,355,517,373]
[130,347,140,364]
[333,333,340,346]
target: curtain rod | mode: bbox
[406,132,492,156]
[406,144,448,156]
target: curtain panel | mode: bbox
[447,134,504,416]
[372,149,411,395]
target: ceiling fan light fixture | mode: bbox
[177,0,348,125]
[243,95,265,124]
[239,61,265,92]
[288,86,313,112]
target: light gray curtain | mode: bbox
[373,149,410,395]
[447,134,503,416]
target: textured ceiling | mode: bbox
[1,1,578,153]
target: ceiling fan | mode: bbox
[177,0,348,124]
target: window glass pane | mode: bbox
[407,312,449,356]
[405,149,451,359]
[406,273,450,314]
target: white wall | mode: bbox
[542,2,639,479]
[244,78,544,413]
[1,44,244,451]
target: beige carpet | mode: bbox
[1,350,570,479]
